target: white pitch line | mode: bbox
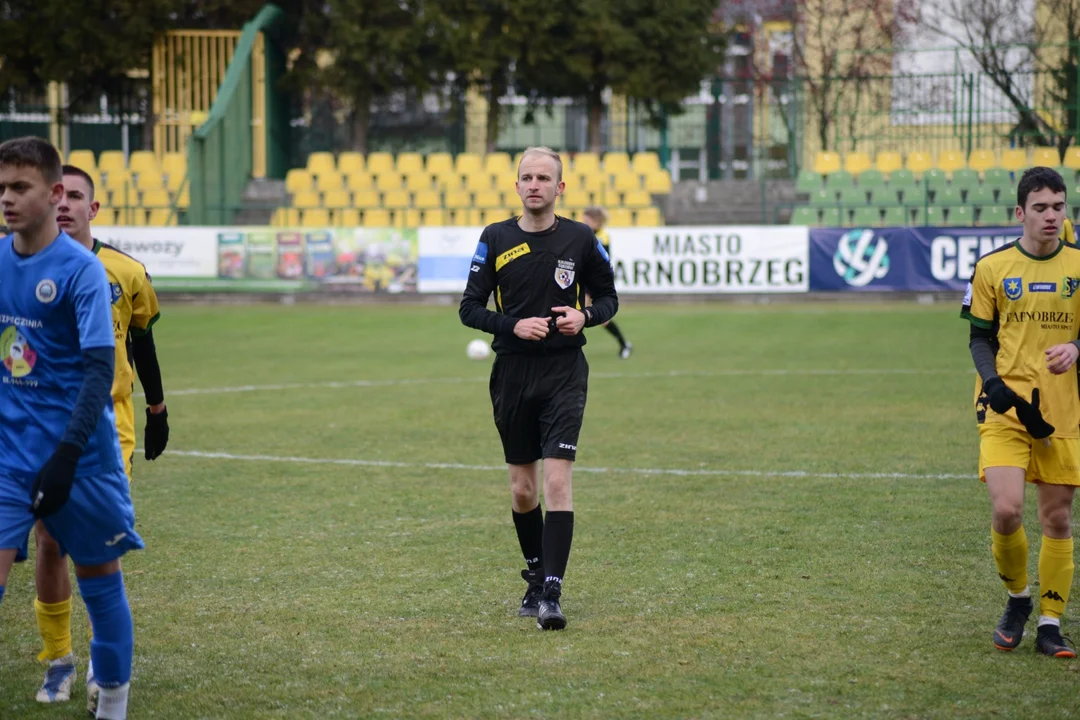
[164,449,972,481]
[138,368,972,398]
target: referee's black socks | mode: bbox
[513,504,544,572]
[605,321,627,349]
[543,511,574,584]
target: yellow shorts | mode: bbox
[114,394,135,482]
[978,423,1080,486]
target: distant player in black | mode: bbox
[582,206,632,358]
[459,146,619,630]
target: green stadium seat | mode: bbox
[935,186,965,206]
[790,206,817,225]
[851,206,880,227]
[809,188,835,207]
[857,169,885,188]
[951,168,979,190]
[978,206,1014,226]
[967,186,997,206]
[948,206,975,226]
[796,170,823,193]
[911,207,927,225]
[868,188,900,206]
[903,187,930,208]
[889,168,916,188]
[983,168,1011,187]
[820,208,842,226]
[839,187,868,206]
[923,169,948,192]
[926,206,945,225]
[825,170,854,189]
[1055,166,1077,184]
[882,206,908,226]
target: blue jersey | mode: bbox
[0,233,122,476]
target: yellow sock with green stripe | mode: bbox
[34,597,73,662]
[991,526,1029,595]
[1037,536,1074,623]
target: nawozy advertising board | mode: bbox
[94,227,219,278]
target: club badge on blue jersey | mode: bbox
[35,279,57,304]
[1003,277,1023,301]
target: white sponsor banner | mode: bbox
[93,227,219,278]
[610,226,809,293]
[417,226,485,293]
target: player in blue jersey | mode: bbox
[0,136,142,720]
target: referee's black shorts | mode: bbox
[489,350,589,464]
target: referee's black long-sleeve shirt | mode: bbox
[459,216,619,356]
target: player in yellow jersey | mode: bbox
[1062,216,1076,246]
[581,207,632,358]
[961,167,1079,658]
[31,165,170,710]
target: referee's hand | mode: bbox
[514,317,551,341]
[552,306,586,336]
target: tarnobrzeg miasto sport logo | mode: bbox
[1,325,37,378]
[833,228,889,287]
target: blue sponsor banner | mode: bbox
[809,226,1021,291]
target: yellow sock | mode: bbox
[34,597,73,662]
[1038,536,1074,620]
[991,526,1029,594]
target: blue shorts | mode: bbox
[0,469,144,567]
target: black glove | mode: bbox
[144,406,169,460]
[30,443,81,518]
[1014,388,1056,440]
[982,376,1019,414]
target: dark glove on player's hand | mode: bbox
[1014,388,1056,440]
[144,406,169,460]
[30,443,81,518]
[983,376,1019,414]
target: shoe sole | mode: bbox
[1039,648,1077,658]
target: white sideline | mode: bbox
[138,367,972,398]
[162,449,972,481]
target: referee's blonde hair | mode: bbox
[518,146,563,182]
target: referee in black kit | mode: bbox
[459,146,619,630]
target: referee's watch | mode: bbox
[584,308,594,326]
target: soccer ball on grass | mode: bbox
[466,339,491,360]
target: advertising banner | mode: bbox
[94,227,219,278]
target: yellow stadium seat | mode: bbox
[405,173,432,192]
[426,152,454,175]
[352,190,380,208]
[128,151,159,175]
[375,172,403,191]
[580,173,607,193]
[367,152,395,175]
[1000,148,1028,171]
[364,208,391,227]
[161,152,186,176]
[302,208,331,227]
[603,152,630,175]
[175,186,190,209]
[612,173,641,192]
[844,152,872,175]
[285,169,314,194]
[905,150,933,174]
[142,189,171,208]
[396,152,424,175]
[456,152,483,174]
[968,149,997,173]
[465,173,493,192]
[875,151,903,174]
[444,189,470,209]
[67,150,97,171]
[316,172,344,192]
[937,149,966,173]
[1031,147,1059,166]
[558,152,572,173]
[293,190,321,209]
[436,172,463,190]
[94,208,116,225]
[335,208,361,227]
[813,151,841,175]
[413,189,441,209]
[307,152,336,175]
[423,208,446,226]
[644,171,672,194]
[464,208,485,225]
[98,151,127,174]
[560,190,591,209]
[123,208,147,227]
[623,190,651,208]
[147,208,174,226]
[104,172,134,195]
[632,152,661,174]
[270,208,287,226]
[383,190,410,210]
[276,208,300,226]
[346,172,374,192]
[573,153,601,175]
[636,207,662,225]
[608,208,634,227]
[323,190,351,209]
[484,152,513,176]
[1064,146,1080,170]
[135,171,164,191]
[401,208,422,228]
[475,190,501,209]
[338,152,364,174]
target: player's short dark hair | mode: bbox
[1017,166,1067,209]
[0,136,62,184]
[62,164,95,200]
